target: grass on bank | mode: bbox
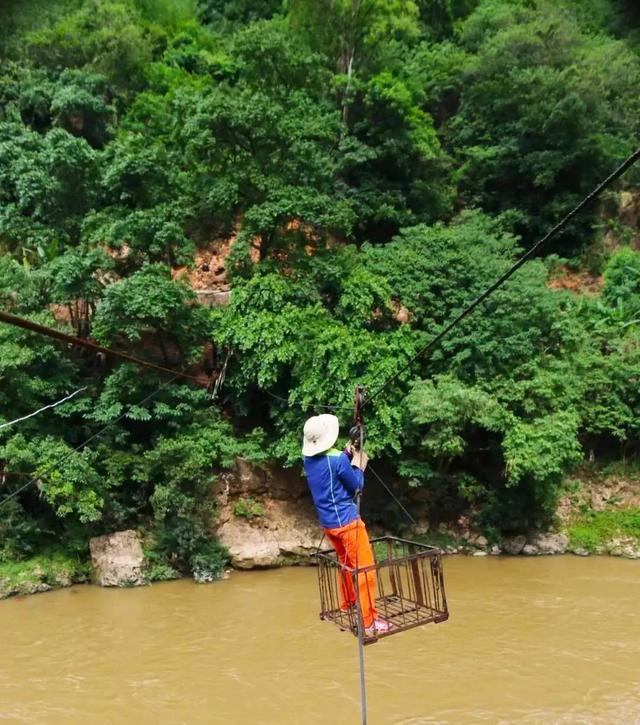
[567,509,640,553]
[0,552,90,599]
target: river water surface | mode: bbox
[1,556,639,724]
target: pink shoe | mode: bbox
[365,618,393,636]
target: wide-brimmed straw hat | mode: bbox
[302,414,340,456]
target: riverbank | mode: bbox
[2,463,638,601]
[2,528,638,601]
[0,552,89,599]
[212,459,640,566]
[412,466,640,558]
[412,514,640,559]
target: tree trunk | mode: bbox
[342,51,355,128]
[157,332,169,365]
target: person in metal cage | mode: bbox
[302,414,391,635]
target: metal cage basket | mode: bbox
[316,536,449,644]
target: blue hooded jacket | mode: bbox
[303,448,364,529]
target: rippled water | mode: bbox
[1,556,639,724]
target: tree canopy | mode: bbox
[1,0,640,573]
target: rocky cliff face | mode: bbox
[212,461,640,567]
[213,459,321,568]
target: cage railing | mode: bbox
[316,536,449,644]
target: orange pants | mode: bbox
[324,518,378,628]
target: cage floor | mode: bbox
[322,594,448,642]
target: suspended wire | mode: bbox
[0,387,87,431]
[354,494,367,725]
[364,147,640,408]
[258,149,640,420]
[356,149,640,526]
[0,375,180,509]
[0,311,209,506]
[367,465,417,526]
[0,310,207,386]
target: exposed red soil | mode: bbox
[172,236,233,294]
[548,268,603,295]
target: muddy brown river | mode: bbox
[1,556,639,724]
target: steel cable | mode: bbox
[364,148,640,408]
[0,375,180,509]
[0,311,207,386]
[0,387,87,431]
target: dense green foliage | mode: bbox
[1,0,640,575]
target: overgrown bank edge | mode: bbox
[3,486,638,601]
[0,552,90,600]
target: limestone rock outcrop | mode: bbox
[502,535,527,555]
[522,544,539,556]
[606,537,640,559]
[214,459,320,568]
[216,499,319,569]
[531,532,569,555]
[89,530,144,587]
[571,546,590,557]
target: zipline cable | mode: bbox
[354,495,367,725]
[254,149,640,418]
[0,310,350,411]
[356,149,640,527]
[367,465,417,526]
[0,310,208,386]
[364,147,640,408]
[0,375,180,509]
[0,387,87,431]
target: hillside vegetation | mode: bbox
[1,0,640,579]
